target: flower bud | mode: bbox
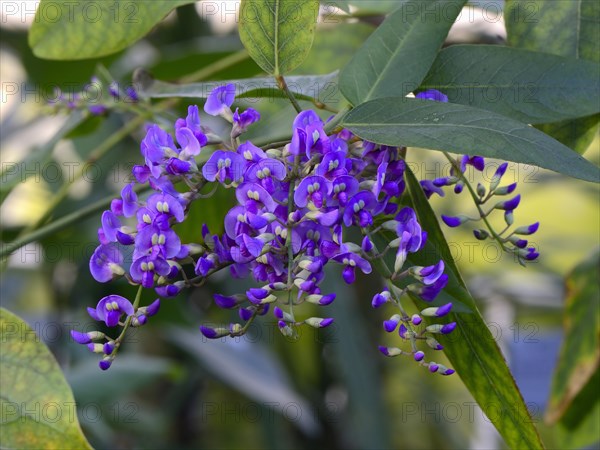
[426,336,443,350]
[494,194,521,211]
[441,215,470,228]
[99,358,112,371]
[87,343,104,353]
[490,162,508,191]
[383,314,401,332]
[278,320,294,337]
[508,236,528,248]
[239,307,253,321]
[229,323,243,334]
[473,229,489,240]
[421,303,452,317]
[414,351,425,362]
[304,317,334,328]
[411,314,422,325]
[504,210,514,226]
[425,322,457,334]
[378,346,403,357]
[200,326,229,339]
[305,293,336,305]
[476,183,486,198]
[371,290,391,308]
[513,222,539,235]
[436,364,455,376]
[494,182,517,195]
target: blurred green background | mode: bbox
[1,2,598,449]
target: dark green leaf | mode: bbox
[505,0,600,153]
[555,368,600,449]
[339,0,467,105]
[238,0,320,75]
[536,114,600,155]
[343,97,600,182]
[421,45,600,124]
[0,308,92,449]
[135,70,339,103]
[546,250,600,424]
[373,168,544,449]
[29,0,196,60]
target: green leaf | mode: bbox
[505,0,599,60]
[546,250,600,424]
[505,0,600,153]
[29,0,196,60]
[0,308,92,449]
[343,97,600,183]
[536,114,600,155]
[338,0,467,105]
[421,45,600,124]
[0,111,86,203]
[373,167,544,449]
[238,0,320,75]
[555,368,600,449]
[135,70,339,103]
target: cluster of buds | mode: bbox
[49,76,138,117]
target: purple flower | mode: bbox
[295,176,331,209]
[89,244,124,282]
[93,295,134,327]
[410,260,445,285]
[121,183,138,217]
[343,191,377,227]
[420,180,445,199]
[332,252,372,284]
[136,224,181,259]
[130,256,171,288]
[233,108,260,135]
[331,176,359,206]
[204,84,235,116]
[202,150,245,185]
[416,89,448,102]
[177,105,208,146]
[409,274,449,302]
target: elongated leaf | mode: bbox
[167,327,320,435]
[135,70,339,103]
[238,0,319,75]
[421,45,600,124]
[546,250,600,424]
[505,0,600,153]
[556,368,600,449]
[29,0,195,60]
[343,97,600,183]
[0,112,85,202]
[374,168,544,449]
[0,308,92,449]
[339,0,467,105]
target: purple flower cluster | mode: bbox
[49,77,138,117]
[73,86,463,373]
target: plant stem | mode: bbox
[5,53,250,257]
[0,185,150,261]
[442,152,508,251]
[276,75,303,113]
